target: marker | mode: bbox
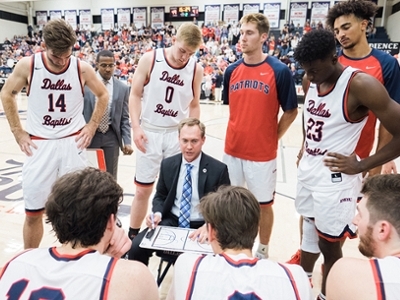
[151,213,155,230]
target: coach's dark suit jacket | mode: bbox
[129,152,230,265]
[153,152,230,217]
[83,77,131,178]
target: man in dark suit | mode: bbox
[83,50,133,179]
[128,118,230,265]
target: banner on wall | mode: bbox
[370,42,399,55]
[36,10,47,28]
[133,7,147,28]
[243,3,260,16]
[310,2,330,26]
[223,4,240,25]
[117,8,131,28]
[49,10,62,20]
[101,8,114,30]
[64,10,77,29]
[204,5,220,26]
[79,9,92,29]
[263,3,281,29]
[289,2,308,27]
[151,7,164,29]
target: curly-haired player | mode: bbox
[293,29,400,300]
[327,0,400,173]
[287,0,400,277]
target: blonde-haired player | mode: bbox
[128,23,204,239]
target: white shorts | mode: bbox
[223,154,276,204]
[23,136,88,212]
[295,182,360,241]
[135,128,180,184]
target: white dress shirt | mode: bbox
[171,153,202,221]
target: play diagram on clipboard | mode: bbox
[139,225,213,254]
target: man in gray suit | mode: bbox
[128,118,230,265]
[83,50,133,179]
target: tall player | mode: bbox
[287,0,400,267]
[0,18,109,249]
[327,0,400,175]
[128,23,203,239]
[293,29,400,300]
[223,13,298,259]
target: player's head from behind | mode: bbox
[294,29,338,85]
[200,186,260,252]
[354,174,400,258]
[239,13,269,55]
[326,0,376,50]
[45,167,123,249]
[178,118,205,163]
[172,23,202,67]
[42,18,76,69]
[96,50,115,81]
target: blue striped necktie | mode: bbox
[178,163,193,228]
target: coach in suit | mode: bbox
[83,50,133,179]
[128,118,230,265]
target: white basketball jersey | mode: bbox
[0,247,116,299]
[370,256,400,299]
[26,52,86,138]
[174,253,312,300]
[298,67,367,191]
[141,48,196,127]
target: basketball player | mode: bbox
[287,0,400,267]
[327,174,400,300]
[0,168,158,300]
[293,29,400,300]
[223,13,298,259]
[167,186,312,300]
[327,0,400,175]
[0,18,109,249]
[128,23,203,239]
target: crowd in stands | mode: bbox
[2,18,396,95]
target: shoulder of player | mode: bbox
[139,50,155,64]
[195,62,204,73]
[277,262,309,279]
[330,257,372,280]
[327,257,374,298]
[108,259,158,300]
[78,60,96,76]
[350,70,381,91]
[175,252,202,269]
[13,56,31,74]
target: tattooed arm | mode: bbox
[0,57,37,156]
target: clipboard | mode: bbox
[139,225,214,254]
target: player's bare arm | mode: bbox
[368,124,397,175]
[0,57,37,156]
[324,73,400,174]
[76,61,109,149]
[296,76,310,165]
[188,63,203,119]
[277,108,298,140]
[129,52,152,153]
